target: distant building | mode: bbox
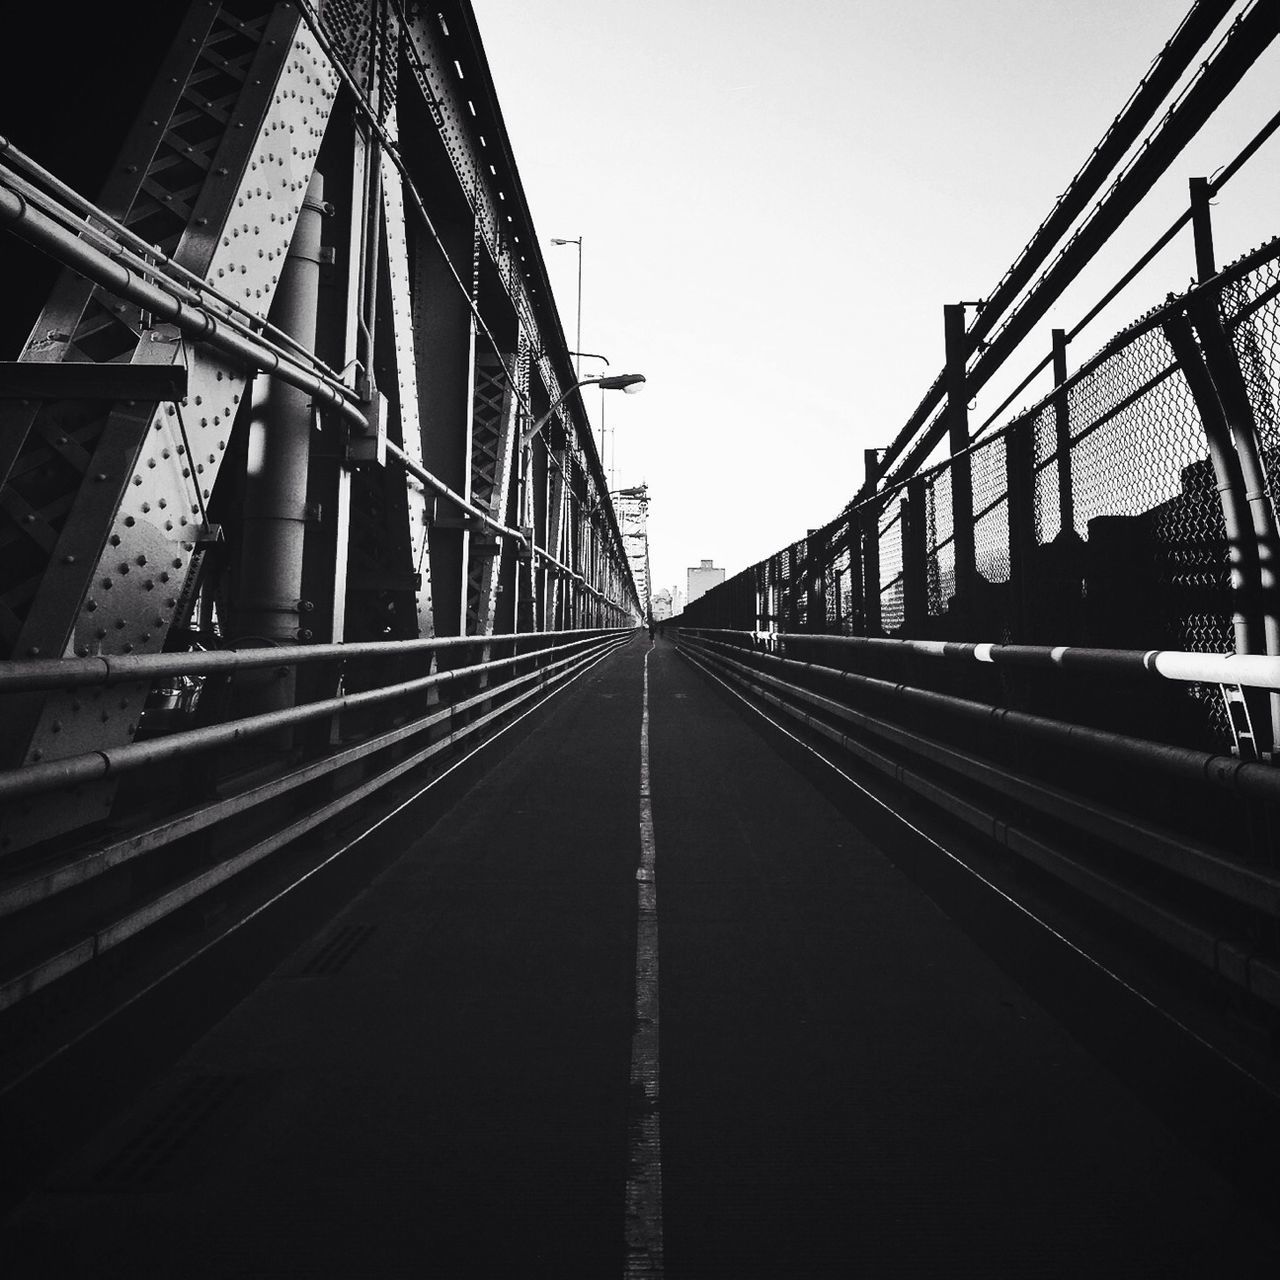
[652,585,684,620]
[686,558,725,605]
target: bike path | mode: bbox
[1,635,1276,1276]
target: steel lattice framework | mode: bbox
[0,1,642,854]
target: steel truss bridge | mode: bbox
[2,2,1280,1274]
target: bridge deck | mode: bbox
[3,637,1276,1276]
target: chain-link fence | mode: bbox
[681,235,1280,755]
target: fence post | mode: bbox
[1006,417,1036,640]
[1051,328,1075,539]
[861,447,882,636]
[945,304,977,618]
[1189,176,1216,282]
[903,477,927,632]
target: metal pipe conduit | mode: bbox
[387,437,614,596]
[0,632,620,803]
[384,438,528,550]
[0,633,631,918]
[0,634,633,1012]
[699,638,1280,914]
[0,181,370,435]
[0,627,627,693]
[0,140,332,379]
[685,629,1280,691]
[679,636,1280,1010]
[0,164,632,601]
[681,633,1280,805]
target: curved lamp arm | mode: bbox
[521,373,645,448]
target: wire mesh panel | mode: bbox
[879,503,904,633]
[1067,329,1191,532]
[828,543,851,632]
[972,436,1010,585]
[1031,404,1062,546]
[925,469,954,617]
[1067,326,1227,645]
[680,240,1279,756]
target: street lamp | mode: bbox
[516,370,645,632]
[550,236,582,380]
[521,372,645,448]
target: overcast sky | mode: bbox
[469,0,1280,597]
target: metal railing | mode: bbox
[0,627,634,1015]
[676,627,1280,1015]
[680,234,1280,761]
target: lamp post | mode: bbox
[521,372,645,450]
[551,236,582,380]
[518,372,645,632]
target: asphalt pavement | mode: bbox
[2,634,1277,1277]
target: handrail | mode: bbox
[0,627,629,693]
[678,629,1280,692]
[679,632,1280,805]
[0,632,626,803]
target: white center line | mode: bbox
[624,642,663,1277]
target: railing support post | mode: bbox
[1189,175,1216,282]
[861,447,882,636]
[1006,417,1036,641]
[945,304,977,621]
[903,477,927,632]
[1052,328,1075,538]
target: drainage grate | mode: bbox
[298,923,377,976]
[93,1074,247,1188]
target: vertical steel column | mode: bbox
[861,447,882,636]
[232,173,326,719]
[806,528,827,631]
[1006,417,1036,640]
[517,432,536,632]
[902,477,927,632]
[1189,176,1216,281]
[1052,328,1075,538]
[945,303,977,614]
[414,220,476,637]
